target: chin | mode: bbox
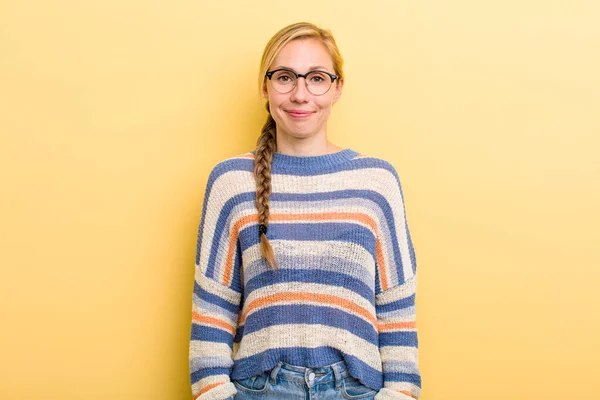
[288,129,318,139]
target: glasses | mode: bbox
[265,68,339,96]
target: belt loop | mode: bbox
[270,361,283,385]
[332,362,342,390]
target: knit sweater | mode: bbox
[189,148,421,400]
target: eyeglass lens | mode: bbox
[270,70,332,95]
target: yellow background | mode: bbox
[1,1,598,399]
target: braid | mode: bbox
[254,101,278,268]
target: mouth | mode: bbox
[285,110,313,118]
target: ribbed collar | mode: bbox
[268,148,358,174]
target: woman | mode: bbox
[190,22,421,400]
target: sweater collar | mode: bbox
[269,148,358,174]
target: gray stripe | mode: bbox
[190,356,234,373]
[244,253,375,291]
[193,293,238,323]
[383,360,420,374]
[377,306,416,319]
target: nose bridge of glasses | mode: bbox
[291,73,311,94]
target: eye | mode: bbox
[308,72,329,84]
[273,71,295,83]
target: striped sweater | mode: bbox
[189,148,421,400]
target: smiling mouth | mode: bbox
[286,111,313,118]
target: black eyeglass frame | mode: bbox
[265,67,339,96]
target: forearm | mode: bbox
[190,275,241,400]
[376,276,421,399]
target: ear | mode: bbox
[332,78,344,104]
[262,82,268,99]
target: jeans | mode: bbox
[231,360,377,400]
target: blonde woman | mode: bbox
[189,22,421,400]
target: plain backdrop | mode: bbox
[1,1,599,399]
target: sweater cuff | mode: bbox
[197,382,237,400]
[375,387,418,400]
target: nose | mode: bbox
[289,77,310,102]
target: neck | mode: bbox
[275,130,342,157]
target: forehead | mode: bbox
[271,37,334,72]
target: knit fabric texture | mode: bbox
[189,148,421,400]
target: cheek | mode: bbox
[316,98,335,114]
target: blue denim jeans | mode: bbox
[232,360,377,400]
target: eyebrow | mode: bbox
[273,65,331,71]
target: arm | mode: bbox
[375,276,421,399]
[189,164,242,400]
[374,165,422,400]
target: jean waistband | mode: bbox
[268,360,350,389]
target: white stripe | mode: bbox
[234,324,382,371]
[379,345,419,363]
[192,379,236,400]
[376,276,417,304]
[377,386,421,400]
[190,341,233,359]
[195,274,241,306]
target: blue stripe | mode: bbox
[195,281,240,314]
[376,294,415,313]
[383,372,421,386]
[191,325,234,347]
[245,269,374,305]
[378,331,419,347]
[191,366,231,383]
[200,153,398,181]
[242,305,377,344]
[233,324,244,343]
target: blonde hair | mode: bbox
[254,22,345,268]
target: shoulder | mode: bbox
[200,151,256,203]
[348,150,403,183]
[207,151,255,181]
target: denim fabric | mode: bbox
[232,360,377,400]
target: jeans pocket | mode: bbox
[233,371,271,394]
[341,375,377,399]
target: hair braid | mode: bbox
[255,22,345,268]
[254,101,278,268]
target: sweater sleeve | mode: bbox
[374,165,422,400]
[189,164,242,400]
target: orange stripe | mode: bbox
[192,312,236,335]
[378,321,417,332]
[238,291,376,326]
[221,212,389,290]
[397,390,417,398]
[197,381,225,396]
[222,214,258,286]
[375,235,389,290]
